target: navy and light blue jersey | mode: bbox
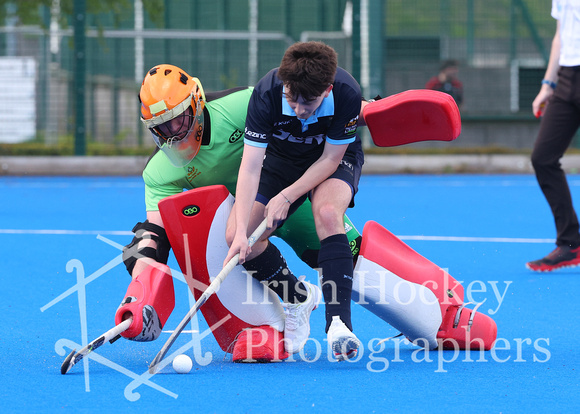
[244,67,362,170]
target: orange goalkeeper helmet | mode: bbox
[140,64,206,167]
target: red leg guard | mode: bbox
[356,221,498,351]
[159,185,285,353]
[437,304,497,350]
[232,326,289,363]
[115,264,175,341]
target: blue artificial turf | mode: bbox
[1,175,578,413]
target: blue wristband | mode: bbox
[541,79,556,89]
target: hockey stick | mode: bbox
[148,218,268,374]
[61,317,133,374]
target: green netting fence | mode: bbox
[0,0,571,152]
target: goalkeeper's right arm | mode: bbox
[116,211,175,341]
[115,263,175,341]
[123,211,171,279]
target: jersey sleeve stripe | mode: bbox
[243,138,268,148]
[326,136,355,145]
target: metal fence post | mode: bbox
[367,0,383,99]
[467,0,474,64]
[73,0,86,155]
[351,0,361,83]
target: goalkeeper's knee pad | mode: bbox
[115,264,175,342]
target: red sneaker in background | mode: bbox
[526,246,580,272]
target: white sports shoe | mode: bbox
[327,315,361,361]
[283,280,322,354]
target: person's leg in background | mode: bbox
[528,67,580,271]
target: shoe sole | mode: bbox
[332,336,362,361]
[526,260,580,272]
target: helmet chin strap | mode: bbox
[166,136,177,149]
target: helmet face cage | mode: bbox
[152,106,195,144]
[150,96,204,168]
[140,68,205,168]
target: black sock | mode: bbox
[318,233,353,332]
[242,242,306,303]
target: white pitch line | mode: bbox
[0,228,555,244]
[397,235,555,243]
[0,229,133,235]
[0,181,143,189]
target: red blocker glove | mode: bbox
[363,89,461,147]
[115,264,175,342]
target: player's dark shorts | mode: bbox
[256,140,364,215]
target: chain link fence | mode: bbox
[0,0,567,152]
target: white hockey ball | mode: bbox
[172,354,193,374]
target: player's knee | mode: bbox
[245,239,269,262]
[314,203,343,234]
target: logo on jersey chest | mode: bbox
[273,130,324,145]
[229,129,243,143]
[186,166,202,182]
[275,120,292,127]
